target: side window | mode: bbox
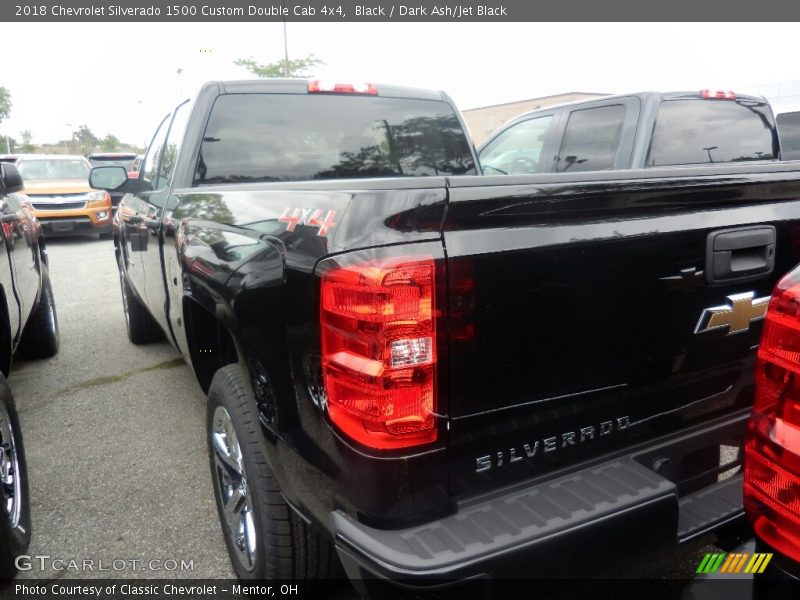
[160,100,193,187]
[140,114,172,193]
[778,111,800,161]
[479,116,554,175]
[555,105,626,173]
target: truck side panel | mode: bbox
[163,182,454,528]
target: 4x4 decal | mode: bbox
[278,208,337,236]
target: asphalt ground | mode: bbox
[11,237,233,580]
[5,236,750,597]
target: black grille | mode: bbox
[31,201,87,211]
[28,193,87,200]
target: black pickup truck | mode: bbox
[90,80,800,596]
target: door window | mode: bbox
[140,114,172,193]
[479,116,554,175]
[555,105,626,172]
[160,99,192,187]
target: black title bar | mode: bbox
[1,0,795,21]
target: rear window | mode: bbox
[648,99,777,167]
[194,93,476,185]
[777,111,800,161]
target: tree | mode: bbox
[0,87,12,153]
[19,130,35,153]
[0,88,11,125]
[74,125,98,155]
[234,54,323,78]
[101,134,120,152]
[0,135,16,154]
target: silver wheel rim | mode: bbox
[212,406,256,569]
[0,401,22,529]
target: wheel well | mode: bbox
[182,298,238,393]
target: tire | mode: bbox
[17,266,59,360]
[118,265,162,345]
[0,374,30,579]
[98,231,113,240]
[207,365,334,594]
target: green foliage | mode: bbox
[0,88,11,124]
[234,54,324,78]
[73,124,98,155]
[0,134,16,153]
[19,130,35,153]
[101,134,120,152]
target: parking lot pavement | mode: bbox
[5,236,725,593]
[11,237,232,579]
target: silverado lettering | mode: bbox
[475,416,631,472]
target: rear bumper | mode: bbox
[331,411,750,594]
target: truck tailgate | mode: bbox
[442,166,800,502]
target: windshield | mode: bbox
[19,158,90,180]
[194,93,476,184]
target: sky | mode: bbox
[3,21,800,145]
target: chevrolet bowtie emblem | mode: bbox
[694,292,770,335]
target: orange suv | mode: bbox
[1,154,112,238]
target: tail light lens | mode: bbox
[745,267,800,563]
[320,256,437,449]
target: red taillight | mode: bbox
[701,89,736,100]
[308,80,378,95]
[320,256,437,449]
[745,268,800,563]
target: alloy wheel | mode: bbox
[212,406,256,569]
[0,402,22,529]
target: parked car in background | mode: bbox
[88,153,139,218]
[744,265,800,586]
[88,152,138,168]
[478,90,779,175]
[4,155,112,239]
[0,162,60,577]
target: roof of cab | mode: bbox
[212,78,447,102]
[509,90,770,123]
[5,154,88,161]
[89,152,137,159]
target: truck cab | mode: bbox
[478,90,779,175]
